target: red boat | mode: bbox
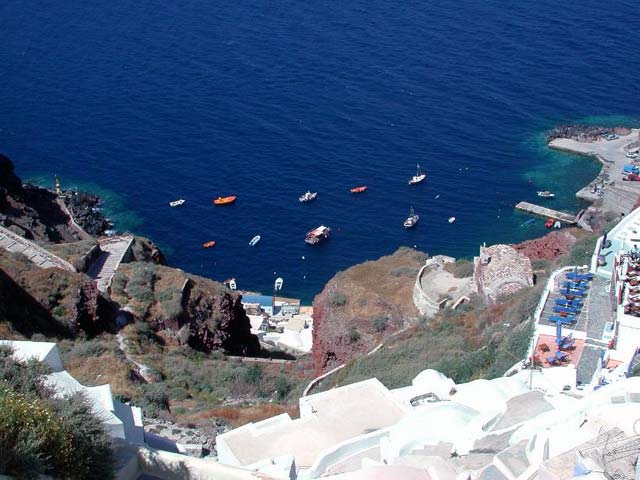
[350,186,367,193]
[202,241,216,248]
[545,218,554,229]
[213,195,237,205]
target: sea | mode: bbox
[1,0,639,303]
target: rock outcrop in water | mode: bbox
[64,191,112,236]
[546,124,631,143]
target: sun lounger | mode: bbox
[566,272,593,281]
[554,306,579,314]
[549,315,575,324]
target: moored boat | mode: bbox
[213,195,237,205]
[537,191,555,198]
[299,191,318,202]
[350,186,367,193]
[404,207,419,228]
[408,164,426,185]
[202,240,216,248]
[249,235,261,246]
[169,199,185,207]
[305,225,331,244]
[545,218,554,229]
[224,278,237,290]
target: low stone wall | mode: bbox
[412,264,440,317]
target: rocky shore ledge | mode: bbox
[63,190,112,236]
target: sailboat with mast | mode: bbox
[408,164,426,185]
[404,207,419,228]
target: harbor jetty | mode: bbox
[515,201,577,224]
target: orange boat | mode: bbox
[350,186,367,193]
[202,241,216,248]
[213,195,237,205]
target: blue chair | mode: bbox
[549,315,575,324]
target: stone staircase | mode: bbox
[0,225,75,271]
[87,236,134,292]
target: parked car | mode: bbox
[626,151,639,159]
[606,133,619,141]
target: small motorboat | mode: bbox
[408,164,426,185]
[404,207,419,228]
[305,225,331,244]
[213,195,237,205]
[448,217,456,224]
[350,186,367,193]
[545,218,554,229]
[224,278,237,290]
[169,199,185,207]
[537,191,555,198]
[299,191,318,203]
[202,240,216,248]
[249,235,261,246]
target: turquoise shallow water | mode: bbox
[1,0,639,302]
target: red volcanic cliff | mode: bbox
[512,230,577,261]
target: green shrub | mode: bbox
[347,327,360,343]
[156,287,184,320]
[0,346,52,397]
[243,365,263,385]
[373,315,389,333]
[140,384,170,417]
[451,259,474,278]
[110,272,127,296]
[275,376,292,400]
[564,234,598,267]
[329,291,347,308]
[0,349,113,479]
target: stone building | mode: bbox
[474,244,533,304]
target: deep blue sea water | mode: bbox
[1,1,639,303]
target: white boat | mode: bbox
[169,199,185,207]
[404,207,419,228]
[249,235,261,246]
[408,164,426,185]
[305,225,331,244]
[448,217,456,224]
[537,191,555,198]
[299,191,318,202]
[228,279,237,290]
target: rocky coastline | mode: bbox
[63,190,112,236]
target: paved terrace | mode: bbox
[87,236,134,292]
[0,225,75,271]
[537,272,613,384]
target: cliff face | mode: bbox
[110,263,259,355]
[312,247,425,373]
[0,250,103,337]
[0,154,79,243]
[183,278,260,355]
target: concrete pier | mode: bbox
[515,202,577,224]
